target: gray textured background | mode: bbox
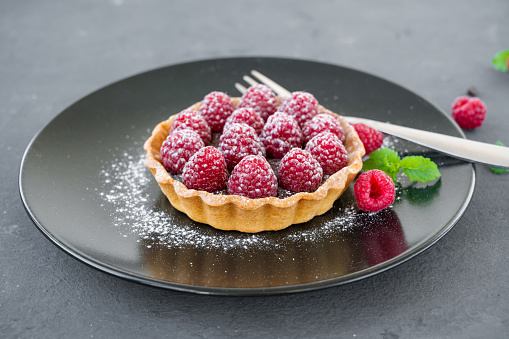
[2,1,509,338]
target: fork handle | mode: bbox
[346,116,509,169]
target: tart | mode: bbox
[144,92,365,233]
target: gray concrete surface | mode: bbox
[2,1,509,338]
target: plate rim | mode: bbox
[18,56,476,295]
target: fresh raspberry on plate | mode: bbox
[160,129,205,174]
[218,123,265,170]
[451,96,487,129]
[305,132,348,175]
[351,123,383,155]
[260,112,303,158]
[199,91,235,132]
[227,155,278,199]
[278,91,319,128]
[238,84,278,122]
[169,109,211,145]
[278,148,323,193]
[302,113,345,144]
[223,107,265,135]
[182,146,228,193]
[354,169,395,212]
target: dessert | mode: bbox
[278,148,323,193]
[218,123,265,170]
[238,84,278,122]
[351,123,383,155]
[160,129,204,174]
[278,91,319,128]
[199,91,235,132]
[182,146,228,193]
[223,107,264,135]
[354,169,395,212]
[302,113,345,144]
[144,89,365,233]
[305,132,348,175]
[227,155,278,199]
[169,109,211,145]
[260,112,302,158]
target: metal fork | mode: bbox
[235,70,509,169]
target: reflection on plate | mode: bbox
[140,198,408,288]
[19,57,475,295]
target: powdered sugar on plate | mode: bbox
[98,135,366,251]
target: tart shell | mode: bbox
[144,98,365,233]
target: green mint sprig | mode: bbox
[489,141,509,174]
[363,148,441,183]
[492,49,509,72]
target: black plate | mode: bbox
[19,57,474,295]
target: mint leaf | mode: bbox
[492,49,509,72]
[490,167,508,174]
[363,148,441,183]
[363,148,401,181]
[489,141,509,174]
[399,156,441,183]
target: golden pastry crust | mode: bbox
[144,98,365,233]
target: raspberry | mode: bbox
[182,146,228,193]
[278,148,323,193]
[260,112,303,158]
[169,109,211,145]
[354,169,395,212]
[223,107,264,135]
[451,96,487,129]
[305,132,348,175]
[278,91,319,128]
[302,113,345,144]
[218,123,265,170]
[199,91,235,132]
[351,123,383,155]
[238,84,278,122]
[227,155,278,199]
[160,129,205,174]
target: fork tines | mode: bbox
[235,70,292,98]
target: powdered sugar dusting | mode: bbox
[100,151,269,249]
[99,137,363,251]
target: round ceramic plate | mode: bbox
[19,57,474,295]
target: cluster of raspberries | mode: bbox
[160,85,368,200]
[158,84,492,215]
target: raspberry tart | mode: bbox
[144,89,365,233]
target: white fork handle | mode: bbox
[243,70,509,169]
[345,117,509,169]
